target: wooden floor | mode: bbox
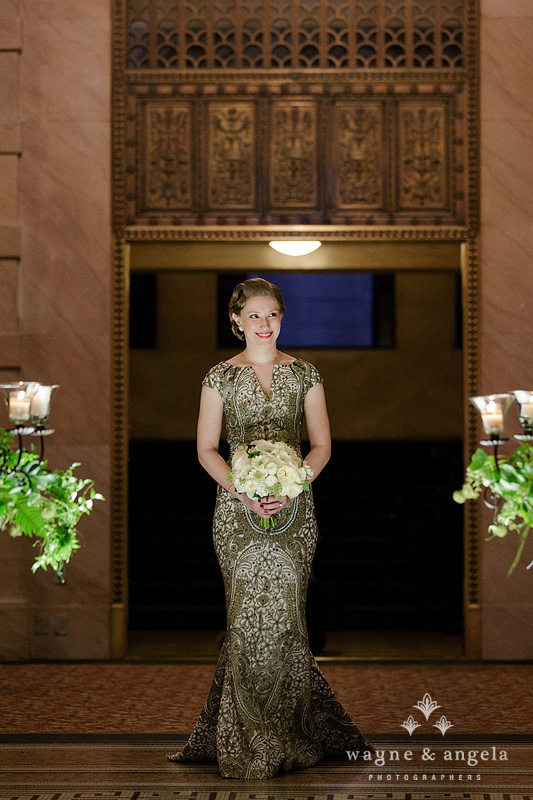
[0,736,532,797]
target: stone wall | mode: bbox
[0,0,112,660]
[480,0,533,659]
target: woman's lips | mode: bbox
[256,332,272,338]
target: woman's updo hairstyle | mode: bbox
[228,278,286,341]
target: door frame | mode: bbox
[110,232,481,658]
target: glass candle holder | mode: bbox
[29,385,59,427]
[0,382,41,426]
[512,390,533,430]
[470,393,514,437]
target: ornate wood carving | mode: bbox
[208,103,255,209]
[398,102,447,210]
[270,103,317,208]
[334,102,383,209]
[143,102,192,209]
[126,79,465,226]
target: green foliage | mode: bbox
[0,428,104,581]
[453,443,533,576]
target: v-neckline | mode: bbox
[250,363,277,400]
[224,359,298,399]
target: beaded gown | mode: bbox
[167,358,374,779]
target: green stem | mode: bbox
[507,526,530,577]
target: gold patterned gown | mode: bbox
[168,358,374,779]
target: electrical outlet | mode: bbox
[34,613,50,636]
[54,614,69,636]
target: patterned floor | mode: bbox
[1,661,532,798]
[0,793,531,800]
[0,794,532,800]
[0,738,531,794]
[0,662,532,734]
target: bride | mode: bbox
[167,277,374,779]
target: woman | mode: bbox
[167,277,374,779]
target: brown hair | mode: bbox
[228,278,286,341]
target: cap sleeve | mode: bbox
[202,363,224,395]
[303,362,323,395]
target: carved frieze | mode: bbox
[144,103,192,209]
[127,81,465,226]
[334,102,383,209]
[208,103,255,209]
[398,103,447,210]
[270,103,317,208]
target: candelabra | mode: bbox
[470,390,533,508]
[0,382,59,491]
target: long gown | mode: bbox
[167,358,374,779]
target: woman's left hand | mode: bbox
[258,494,291,517]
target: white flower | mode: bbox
[286,484,301,499]
[296,467,307,482]
[230,439,312,506]
[277,465,297,486]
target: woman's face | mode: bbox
[233,294,282,347]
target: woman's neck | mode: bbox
[242,347,279,365]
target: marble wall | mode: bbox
[0,0,112,660]
[480,0,533,659]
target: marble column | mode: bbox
[480,0,533,658]
[0,0,112,659]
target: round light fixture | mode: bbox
[268,240,321,257]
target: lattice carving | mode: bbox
[334,102,383,208]
[398,103,447,209]
[144,103,192,209]
[208,103,255,209]
[126,0,467,69]
[270,103,317,208]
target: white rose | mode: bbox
[286,484,302,499]
[277,465,297,486]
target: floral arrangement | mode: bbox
[453,442,533,576]
[0,427,104,581]
[228,438,313,529]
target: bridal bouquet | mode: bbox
[228,439,313,529]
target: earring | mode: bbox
[238,325,243,332]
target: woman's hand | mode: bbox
[240,493,291,518]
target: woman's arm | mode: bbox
[303,383,332,482]
[196,384,274,517]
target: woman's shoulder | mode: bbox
[286,358,324,388]
[202,360,236,392]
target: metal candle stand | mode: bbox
[470,391,533,510]
[0,382,59,491]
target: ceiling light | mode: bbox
[268,240,321,257]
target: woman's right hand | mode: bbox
[237,494,278,519]
[239,494,272,518]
